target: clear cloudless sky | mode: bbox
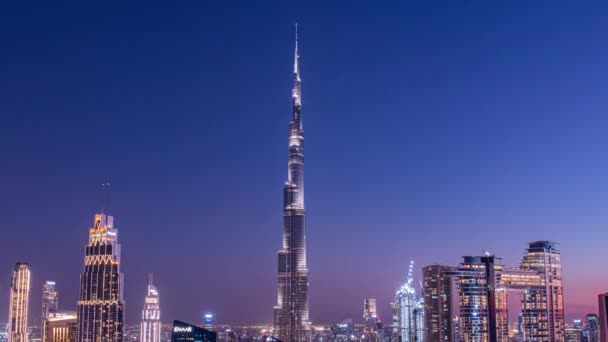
[1,0,608,325]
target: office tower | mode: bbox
[8,262,31,342]
[453,256,508,342]
[203,314,214,331]
[140,275,161,342]
[42,282,59,321]
[43,311,77,342]
[363,299,377,338]
[585,314,599,342]
[422,265,453,342]
[600,293,608,342]
[171,321,216,342]
[76,213,124,342]
[273,26,310,342]
[564,319,584,342]
[519,241,565,341]
[395,261,424,342]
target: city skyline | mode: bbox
[2,1,608,327]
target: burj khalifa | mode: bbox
[273,27,310,342]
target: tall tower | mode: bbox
[273,25,310,342]
[454,256,509,342]
[8,262,31,342]
[140,274,161,342]
[519,241,565,342]
[363,298,377,338]
[76,213,124,342]
[394,261,424,342]
[422,265,453,342]
[42,281,59,321]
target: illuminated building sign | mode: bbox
[173,326,192,333]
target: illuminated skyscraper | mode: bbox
[519,241,565,341]
[8,262,31,342]
[273,26,310,342]
[140,275,161,342]
[453,256,508,342]
[203,314,214,332]
[422,265,453,342]
[76,213,124,342]
[42,281,59,321]
[395,261,424,342]
[584,314,599,342]
[363,298,377,338]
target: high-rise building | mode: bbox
[519,241,565,341]
[8,262,31,342]
[273,26,310,342]
[422,265,453,342]
[363,299,377,338]
[76,213,124,342]
[565,319,584,342]
[600,293,608,342]
[395,261,424,342]
[43,311,77,342]
[42,282,59,321]
[171,321,216,342]
[585,314,599,342]
[203,314,214,332]
[453,256,508,342]
[446,241,565,342]
[140,275,161,342]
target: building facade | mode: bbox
[599,293,608,342]
[519,241,565,341]
[446,241,565,342]
[8,262,31,342]
[363,299,377,339]
[43,311,77,342]
[414,300,424,342]
[273,27,310,342]
[395,261,424,342]
[171,321,216,342]
[453,256,509,342]
[584,314,599,342]
[42,281,59,322]
[140,276,161,342]
[76,213,125,342]
[422,265,453,342]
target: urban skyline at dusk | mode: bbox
[2,1,608,333]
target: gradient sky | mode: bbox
[1,0,608,326]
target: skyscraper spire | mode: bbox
[294,23,299,77]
